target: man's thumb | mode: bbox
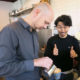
[54,44,57,48]
[71,46,74,50]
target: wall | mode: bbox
[50,0,80,36]
[13,0,40,10]
[0,1,13,30]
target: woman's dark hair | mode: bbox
[54,15,72,27]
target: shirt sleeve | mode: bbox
[44,38,53,58]
[0,26,34,77]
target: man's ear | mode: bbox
[34,9,40,16]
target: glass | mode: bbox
[54,72,61,80]
[57,25,68,30]
[54,68,61,80]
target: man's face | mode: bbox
[56,21,70,38]
[34,11,53,30]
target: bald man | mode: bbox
[0,2,54,80]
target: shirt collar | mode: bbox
[18,18,33,32]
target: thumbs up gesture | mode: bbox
[53,44,58,56]
[70,46,78,58]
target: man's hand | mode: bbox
[53,44,58,56]
[34,57,53,70]
[70,46,78,58]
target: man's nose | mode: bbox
[61,28,65,31]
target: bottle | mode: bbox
[42,64,61,80]
[46,64,57,76]
[42,65,57,80]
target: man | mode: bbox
[44,15,80,80]
[0,2,54,80]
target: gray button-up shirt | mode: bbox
[0,18,40,80]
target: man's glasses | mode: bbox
[56,25,68,29]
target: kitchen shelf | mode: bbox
[9,7,33,17]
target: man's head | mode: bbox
[24,2,54,30]
[54,15,72,38]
